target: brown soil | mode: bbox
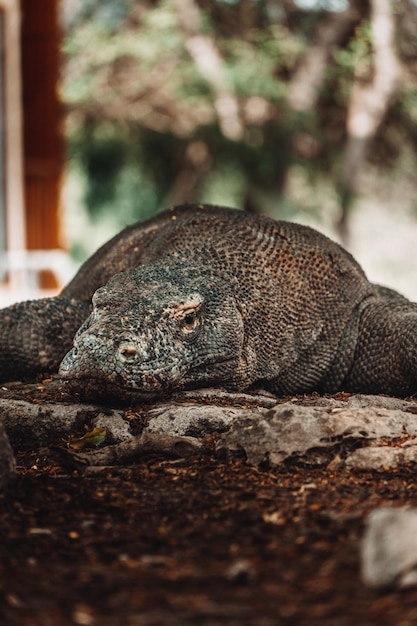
[2,443,417,625]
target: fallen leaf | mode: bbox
[69,427,107,450]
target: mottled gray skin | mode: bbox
[60,263,244,400]
[0,204,416,400]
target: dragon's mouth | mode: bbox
[60,353,238,404]
[60,376,172,405]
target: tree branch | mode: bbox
[287,9,358,112]
[338,0,402,243]
[174,0,243,140]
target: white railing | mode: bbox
[0,249,76,306]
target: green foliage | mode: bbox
[224,27,292,100]
[331,20,372,104]
[62,0,417,244]
[68,124,182,223]
[401,88,417,125]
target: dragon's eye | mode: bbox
[180,310,199,334]
[184,312,196,326]
[171,294,203,335]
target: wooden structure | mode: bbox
[0,0,66,300]
[21,0,61,258]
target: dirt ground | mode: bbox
[2,379,417,626]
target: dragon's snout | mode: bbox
[118,342,138,362]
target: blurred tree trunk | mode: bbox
[283,7,358,205]
[169,141,211,206]
[172,0,244,206]
[337,0,402,245]
[287,9,358,113]
[174,0,243,142]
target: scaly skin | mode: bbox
[0,204,416,399]
[0,297,91,381]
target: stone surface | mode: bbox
[94,412,134,443]
[147,404,250,437]
[0,397,128,445]
[2,381,417,472]
[218,402,417,466]
[148,394,417,468]
[361,507,417,589]
[345,441,417,470]
[0,419,15,490]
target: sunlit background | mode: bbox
[3,0,417,303]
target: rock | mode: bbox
[225,559,256,583]
[345,439,417,470]
[361,507,417,589]
[216,403,417,467]
[147,404,248,437]
[175,388,279,408]
[0,398,129,445]
[93,412,134,443]
[145,394,417,469]
[0,419,15,490]
[1,385,417,472]
[345,394,412,411]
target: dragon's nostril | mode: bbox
[118,344,138,361]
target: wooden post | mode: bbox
[1,0,25,291]
[21,0,62,288]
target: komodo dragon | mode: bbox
[0,204,416,400]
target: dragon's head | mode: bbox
[59,261,244,402]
